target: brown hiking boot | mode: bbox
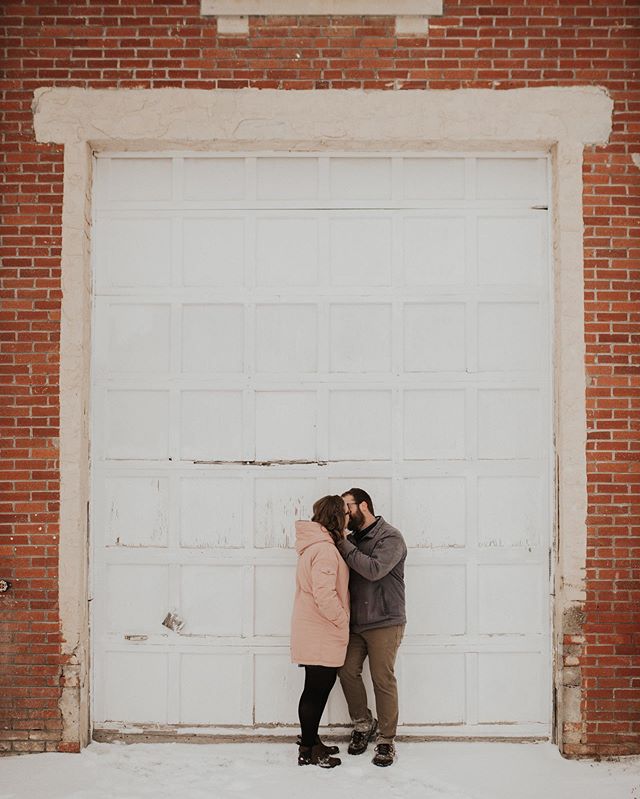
[347,718,378,755]
[372,742,395,767]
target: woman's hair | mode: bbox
[311,495,346,544]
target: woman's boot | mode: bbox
[298,744,341,768]
[296,734,339,755]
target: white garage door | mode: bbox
[91,153,552,737]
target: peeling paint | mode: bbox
[162,611,185,633]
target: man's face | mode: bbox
[344,495,365,532]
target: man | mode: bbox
[336,487,407,767]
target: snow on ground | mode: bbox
[2,741,639,799]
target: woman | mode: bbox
[291,495,350,768]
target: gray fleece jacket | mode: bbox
[336,517,407,634]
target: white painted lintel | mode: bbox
[201,0,443,15]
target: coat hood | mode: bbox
[295,520,334,555]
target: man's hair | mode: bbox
[341,487,374,515]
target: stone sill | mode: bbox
[201,0,443,35]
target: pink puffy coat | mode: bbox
[290,521,350,667]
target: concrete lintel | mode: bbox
[396,16,429,35]
[217,15,249,34]
[201,0,443,16]
[33,87,612,148]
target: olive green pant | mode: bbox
[338,624,405,743]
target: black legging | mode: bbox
[298,665,338,747]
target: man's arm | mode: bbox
[336,532,405,582]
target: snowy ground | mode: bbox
[3,741,640,799]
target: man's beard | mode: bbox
[347,508,365,532]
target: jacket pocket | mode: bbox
[380,584,389,617]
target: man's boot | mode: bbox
[372,741,395,767]
[347,718,378,755]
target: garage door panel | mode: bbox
[255,391,317,461]
[181,304,245,373]
[179,390,244,461]
[104,652,168,723]
[179,477,244,549]
[404,303,467,372]
[255,217,319,286]
[329,216,392,286]
[180,566,244,636]
[329,157,391,200]
[106,564,169,634]
[257,157,319,200]
[103,475,169,548]
[180,654,251,724]
[404,390,466,460]
[477,476,541,548]
[478,216,545,286]
[254,477,320,549]
[330,304,392,373]
[104,389,170,460]
[328,390,392,460]
[255,304,318,373]
[100,217,173,288]
[476,158,546,202]
[106,157,173,204]
[401,653,466,723]
[406,565,466,635]
[182,217,245,287]
[477,302,542,372]
[403,216,466,285]
[254,566,296,637]
[478,653,545,723]
[254,655,302,724]
[184,157,245,201]
[477,389,542,459]
[402,158,466,200]
[100,302,171,374]
[477,564,544,635]
[403,477,467,549]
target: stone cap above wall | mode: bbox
[200,0,444,35]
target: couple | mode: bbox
[290,488,407,769]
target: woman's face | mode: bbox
[343,501,350,529]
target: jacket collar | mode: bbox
[349,515,383,543]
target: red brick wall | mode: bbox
[1,1,638,756]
